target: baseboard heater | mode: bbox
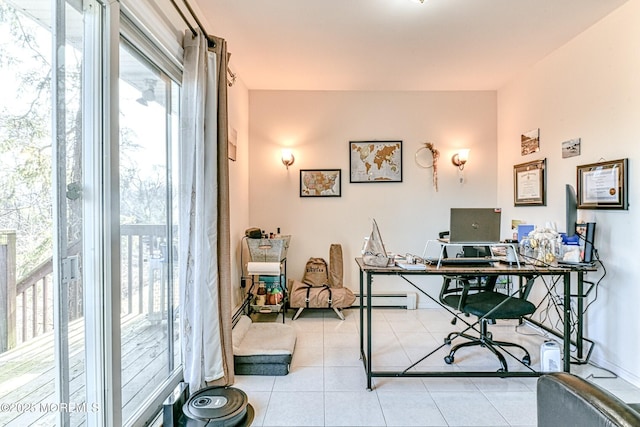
[352,292,417,310]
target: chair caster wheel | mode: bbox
[522,355,531,366]
[497,368,507,373]
[444,337,452,345]
[450,317,457,325]
[444,355,454,364]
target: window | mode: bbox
[118,38,181,423]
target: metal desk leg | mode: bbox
[563,272,571,372]
[366,272,373,391]
[359,269,364,360]
[577,271,584,360]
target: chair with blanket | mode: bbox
[537,372,640,427]
[289,244,356,320]
[440,272,536,372]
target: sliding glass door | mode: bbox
[0,0,86,425]
[0,1,182,425]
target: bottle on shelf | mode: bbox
[255,282,267,305]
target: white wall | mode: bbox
[248,90,498,302]
[497,0,640,385]
[227,78,251,307]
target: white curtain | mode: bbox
[179,30,223,392]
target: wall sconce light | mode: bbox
[451,149,470,170]
[281,149,295,170]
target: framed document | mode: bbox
[300,169,341,197]
[349,140,402,183]
[577,159,628,209]
[514,159,546,206]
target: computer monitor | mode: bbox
[565,184,578,237]
[449,208,501,244]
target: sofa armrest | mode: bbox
[537,372,640,427]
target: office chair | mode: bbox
[440,274,536,372]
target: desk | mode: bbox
[356,258,595,390]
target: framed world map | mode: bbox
[300,169,342,197]
[349,140,402,183]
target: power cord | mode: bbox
[583,361,618,380]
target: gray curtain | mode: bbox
[180,29,233,392]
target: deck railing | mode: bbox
[0,231,16,353]
[0,225,173,353]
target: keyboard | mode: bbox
[557,260,595,267]
[425,257,496,266]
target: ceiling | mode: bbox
[193,0,629,91]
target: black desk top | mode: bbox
[355,257,596,275]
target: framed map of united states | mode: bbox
[300,169,342,197]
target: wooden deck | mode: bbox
[0,313,179,426]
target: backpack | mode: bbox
[302,257,329,286]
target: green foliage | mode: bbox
[0,2,54,277]
[0,1,172,279]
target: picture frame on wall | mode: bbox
[300,169,341,197]
[561,138,581,159]
[520,128,540,156]
[228,127,237,161]
[349,140,402,183]
[513,158,546,206]
[577,158,628,209]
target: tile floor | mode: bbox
[234,308,639,427]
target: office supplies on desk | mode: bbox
[362,219,392,267]
[557,222,596,266]
[449,208,502,243]
[517,224,535,242]
[395,261,426,270]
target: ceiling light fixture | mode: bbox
[136,79,156,106]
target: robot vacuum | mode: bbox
[181,386,254,427]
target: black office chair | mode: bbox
[440,274,536,372]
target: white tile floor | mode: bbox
[234,308,640,427]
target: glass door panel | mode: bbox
[0,0,85,425]
[119,40,178,422]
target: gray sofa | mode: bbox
[537,372,640,427]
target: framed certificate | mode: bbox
[577,159,628,209]
[513,159,546,206]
